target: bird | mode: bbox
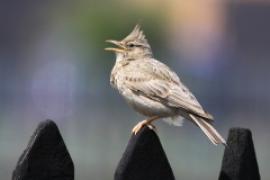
[105,24,226,145]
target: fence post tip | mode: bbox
[12,120,74,180]
[114,126,175,180]
[219,128,260,180]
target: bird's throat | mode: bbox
[115,53,125,62]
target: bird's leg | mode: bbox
[132,116,160,135]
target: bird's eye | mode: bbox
[127,43,135,48]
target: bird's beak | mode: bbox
[105,40,126,53]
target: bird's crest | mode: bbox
[122,24,149,46]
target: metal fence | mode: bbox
[12,120,260,180]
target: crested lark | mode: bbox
[105,25,226,145]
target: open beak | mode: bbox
[105,40,126,53]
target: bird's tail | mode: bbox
[189,114,226,145]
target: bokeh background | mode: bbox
[1,0,270,179]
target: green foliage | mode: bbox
[72,3,166,60]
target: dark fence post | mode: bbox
[12,120,74,180]
[219,128,260,180]
[114,126,175,180]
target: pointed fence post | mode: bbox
[12,120,74,180]
[219,128,260,180]
[114,126,175,180]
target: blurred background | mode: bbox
[1,0,270,179]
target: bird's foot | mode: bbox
[132,120,156,135]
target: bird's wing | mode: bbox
[123,59,213,120]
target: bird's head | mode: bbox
[105,24,152,59]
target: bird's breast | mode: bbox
[110,64,125,90]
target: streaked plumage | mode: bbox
[106,25,226,145]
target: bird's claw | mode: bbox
[132,120,156,135]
